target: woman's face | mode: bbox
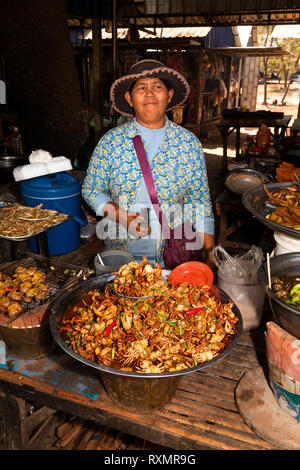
[125,77,174,128]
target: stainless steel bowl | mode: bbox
[49,274,243,412]
[226,168,271,195]
[258,252,300,339]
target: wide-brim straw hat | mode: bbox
[110,59,190,116]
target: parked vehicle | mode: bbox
[291,70,300,83]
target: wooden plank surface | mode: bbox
[0,326,281,450]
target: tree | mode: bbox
[0,0,87,161]
[257,26,300,105]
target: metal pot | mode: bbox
[258,252,300,339]
[0,155,24,169]
[48,274,243,412]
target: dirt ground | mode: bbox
[203,82,300,202]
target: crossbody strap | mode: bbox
[132,135,169,238]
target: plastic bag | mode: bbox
[212,245,264,282]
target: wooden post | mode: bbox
[92,16,103,141]
[112,0,118,128]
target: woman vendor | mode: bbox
[82,59,215,267]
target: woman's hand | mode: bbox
[126,212,151,239]
[103,202,151,239]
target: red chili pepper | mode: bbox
[188,293,194,306]
[103,320,116,335]
[186,307,204,315]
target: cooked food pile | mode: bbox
[0,204,68,238]
[276,162,300,183]
[113,258,168,297]
[271,275,300,310]
[0,266,49,317]
[265,184,300,207]
[59,259,239,373]
[265,184,300,230]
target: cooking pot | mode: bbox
[0,155,25,169]
[258,252,300,339]
[225,168,271,195]
[48,274,243,412]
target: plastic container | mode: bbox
[94,250,134,275]
[268,359,300,422]
[273,231,300,256]
[218,271,265,330]
[13,156,72,181]
[20,173,86,256]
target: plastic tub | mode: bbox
[94,250,134,275]
[268,359,300,422]
[20,173,86,256]
[273,231,300,256]
[218,271,265,330]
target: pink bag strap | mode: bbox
[132,135,169,238]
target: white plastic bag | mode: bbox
[212,245,264,282]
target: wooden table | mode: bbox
[217,114,292,172]
[0,318,281,450]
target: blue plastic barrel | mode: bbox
[20,173,87,255]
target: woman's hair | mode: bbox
[128,77,172,94]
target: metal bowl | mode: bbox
[258,252,300,339]
[94,250,134,275]
[225,168,271,195]
[243,182,300,240]
[48,274,243,412]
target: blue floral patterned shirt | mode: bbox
[82,117,214,256]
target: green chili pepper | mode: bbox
[76,335,81,347]
[290,283,300,296]
[111,348,115,360]
[156,312,166,318]
[133,306,139,316]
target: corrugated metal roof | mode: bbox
[84,26,212,40]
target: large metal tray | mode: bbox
[242,182,300,239]
[0,205,71,242]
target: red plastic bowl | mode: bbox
[167,261,214,288]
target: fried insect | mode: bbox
[59,271,239,373]
[0,266,49,317]
[113,256,168,297]
[264,184,300,207]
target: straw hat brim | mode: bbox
[110,66,190,116]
